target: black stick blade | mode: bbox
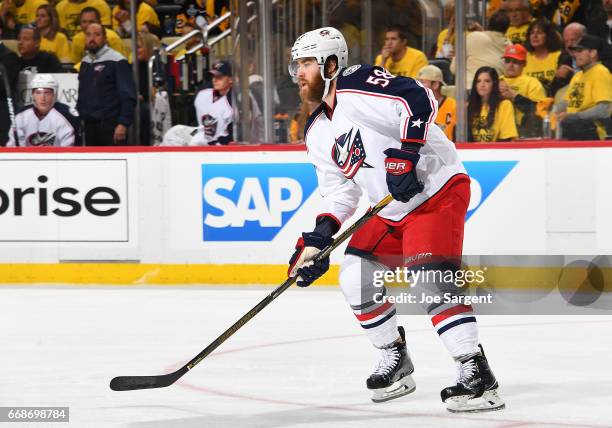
[110,372,180,391]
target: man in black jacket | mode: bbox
[17,26,62,73]
[0,19,20,145]
[76,23,136,145]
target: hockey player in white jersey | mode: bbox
[7,74,80,147]
[162,60,234,146]
[287,27,504,412]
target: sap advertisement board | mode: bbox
[0,146,610,264]
[0,157,133,245]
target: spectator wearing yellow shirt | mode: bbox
[524,18,562,96]
[112,0,160,38]
[468,66,518,142]
[71,7,128,64]
[0,0,47,27]
[374,25,427,78]
[56,0,111,38]
[558,35,612,140]
[416,65,457,141]
[500,44,547,137]
[503,0,532,45]
[36,5,71,63]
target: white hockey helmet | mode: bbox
[30,73,59,94]
[289,27,348,99]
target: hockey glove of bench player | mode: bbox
[384,146,424,203]
[288,216,338,287]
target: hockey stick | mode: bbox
[110,194,394,391]
[0,63,18,145]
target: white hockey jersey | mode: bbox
[7,102,80,147]
[192,88,233,145]
[305,64,467,223]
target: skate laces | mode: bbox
[373,346,400,376]
[456,359,477,385]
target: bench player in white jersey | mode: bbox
[8,74,80,147]
[287,27,504,412]
[162,60,233,146]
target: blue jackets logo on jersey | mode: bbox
[27,132,55,146]
[332,127,372,179]
[463,161,518,221]
[202,163,318,241]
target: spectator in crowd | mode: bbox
[557,35,612,139]
[374,25,427,78]
[18,25,63,73]
[7,74,80,146]
[77,23,136,145]
[468,66,518,142]
[56,0,111,38]
[36,5,71,63]
[537,0,607,38]
[451,10,511,86]
[71,7,128,64]
[436,0,485,60]
[174,0,228,36]
[500,43,547,137]
[435,0,456,59]
[112,0,160,38]
[162,60,234,146]
[549,22,586,96]
[135,31,159,144]
[0,0,47,30]
[416,65,457,141]
[503,0,532,45]
[175,21,202,58]
[0,18,20,145]
[524,18,563,95]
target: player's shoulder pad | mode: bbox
[336,63,422,96]
[196,87,213,99]
[304,103,326,139]
[15,104,35,116]
[336,64,378,91]
[54,102,79,119]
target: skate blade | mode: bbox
[371,375,416,403]
[445,389,505,413]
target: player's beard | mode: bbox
[301,74,324,103]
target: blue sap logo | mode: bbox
[202,163,318,241]
[463,161,518,221]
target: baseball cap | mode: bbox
[502,44,527,62]
[417,65,446,85]
[209,60,232,77]
[573,34,603,51]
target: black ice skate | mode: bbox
[366,326,416,403]
[440,344,505,413]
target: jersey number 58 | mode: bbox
[366,68,396,88]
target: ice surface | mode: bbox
[1,286,611,428]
